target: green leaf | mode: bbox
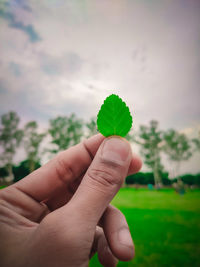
[97,94,133,137]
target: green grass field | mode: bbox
[90,188,200,267]
[0,185,7,189]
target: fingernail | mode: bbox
[101,137,131,165]
[118,228,133,247]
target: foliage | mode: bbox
[97,94,132,137]
[126,172,171,186]
[0,166,8,178]
[126,172,154,185]
[0,110,199,184]
[180,174,196,186]
[136,120,164,186]
[163,129,192,162]
[86,117,98,138]
[161,172,172,185]
[24,121,45,172]
[0,111,23,178]
[126,172,200,186]
[192,132,200,152]
[48,113,83,154]
[194,174,200,186]
[163,129,192,178]
[171,173,200,186]
[13,160,41,182]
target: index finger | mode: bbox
[13,134,105,202]
[13,134,142,203]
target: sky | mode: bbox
[0,0,200,174]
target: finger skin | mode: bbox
[11,134,141,207]
[0,186,49,222]
[0,134,141,222]
[13,134,105,201]
[92,227,118,267]
[129,153,142,174]
[0,134,140,267]
[101,205,135,261]
[69,137,132,224]
[97,230,118,267]
[45,152,141,211]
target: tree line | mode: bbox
[126,172,200,187]
[0,111,199,185]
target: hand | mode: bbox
[0,134,142,267]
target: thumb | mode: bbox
[69,136,132,224]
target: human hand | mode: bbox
[0,134,142,267]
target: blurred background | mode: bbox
[0,0,200,266]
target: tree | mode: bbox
[85,117,98,138]
[136,120,164,187]
[163,129,192,179]
[0,166,8,183]
[13,159,41,183]
[0,111,23,179]
[180,174,195,186]
[24,121,45,173]
[194,173,200,187]
[126,172,154,185]
[48,113,84,154]
[0,166,8,178]
[124,128,134,142]
[192,131,200,152]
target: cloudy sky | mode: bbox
[0,0,200,173]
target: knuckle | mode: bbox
[110,205,122,215]
[119,210,127,223]
[87,165,123,188]
[54,153,74,184]
[109,205,126,220]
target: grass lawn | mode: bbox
[90,188,200,267]
[0,185,7,189]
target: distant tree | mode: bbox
[0,166,8,177]
[48,113,84,154]
[180,174,196,186]
[171,173,200,187]
[135,120,164,187]
[24,121,45,173]
[192,131,200,152]
[161,172,171,185]
[126,172,154,185]
[125,129,134,142]
[126,174,137,185]
[163,129,192,179]
[125,172,171,186]
[0,111,23,180]
[194,173,200,187]
[13,160,41,183]
[86,117,98,138]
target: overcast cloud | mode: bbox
[0,0,200,173]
